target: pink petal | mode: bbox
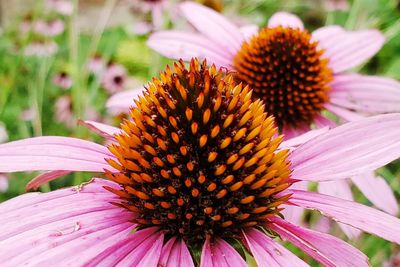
[280,127,330,150]
[0,136,115,173]
[159,237,195,267]
[243,228,309,267]
[26,170,72,191]
[351,172,399,215]
[0,178,146,266]
[312,25,345,46]
[329,74,400,113]
[78,120,120,140]
[106,87,144,114]
[324,103,365,122]
[314,115,337,129]
[288,189,400,244]
[179,2,243,54]
[318,180,361,238]
[320,29,385,73]
[200,238,246,267]
[268,217,369,267]
[268,12,304,30]
[280,181,308,226]
[239,24,259,41]
[282,123,311,139]
[148,30,233,68]
[289,114,400,181]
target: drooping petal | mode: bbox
[324,103,365,122]
[26,170,72,191]
[106,87,144,114]
[243,228,309,267]
[78,120,120,140]
[239,24,259,41]
[0,178,154,266]
[268,12,304,30]
[351,172,399,215]
[287,189,400,244]
[318,180,361,238]
[289,114,400,181]
[200,238,246,267]
[280,127,330,150]
[314,115,336,129]
[319,29,385,73]
[268,217,369,267]
[148,31,233,68]
[0,136,115,173]
[179,2,244,54]
[159,237,195,267]
[329,74,400,113]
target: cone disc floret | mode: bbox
[233,26,333,129]
[106,59,292,245]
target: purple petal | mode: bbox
[280,127,330,150]
[26,170,72,191]
[200,238,246,267]
[324,103,365,122]
[240,24,259,41]
[329,74,400,113]
[288,189,400,244]
[78,120,120,140]
[282,123,311,139]
[179,2,244,54]
[268,12,304,30]
[317,29,385,73]
[314,115,336,129]
[312,25,345,46]
[268,217,369,267]
[243,228,309,267]
[351,172,399,215]
[106,87,143,114]
[290,114,400,181]
[0,179,145,265]
[0,136,115,173]
[148,30,233,68]
[159,237,195,267]
[318,180,361,238]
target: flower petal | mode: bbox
[243,228,309,267]
[312,25,345,46]
[148,30,233,68]
[318,180,361,238]
[179,2,243,53]
[159,237,195,267]
[200,238,246,267]
[320,29,385,73]
[289,114,400,181]
[268,12,304,30]
[0,136,115,173]
[280,127,330,150]
[239,24,259,41]
[351,172,399,215]
[268,217,369,267]
[314,115,336,129]
[324,103,365,122]
[106,87,144,114]
[26,170,72,191]
[78,120,120,140]
[288,189,400,244]
[329,74,400,113]
[0,178,146,266]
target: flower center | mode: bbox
[106,59,292,245]
[233,26,333,129]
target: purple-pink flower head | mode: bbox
[148,2,400,137]
[2,59,400,266]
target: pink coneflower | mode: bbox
[128,0,167,30]
[46,0,74,16]
[53,71,73,89]
[54,96,74,128]
[145,2,400,220]
[1,59,400,266]
[147,2,400,136]
[24,41,58,57]
[102,63,127,94]
[324,0,349,11]
[34,19,65,37]
[87,54,106,75]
